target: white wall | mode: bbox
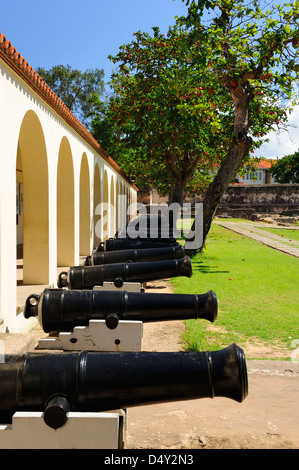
[237,169,277,185]
[0,58,136,333]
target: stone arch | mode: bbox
[57,137,75,266]
[79,153,90,255]
[17,110,49,284]
[93,163,101,248]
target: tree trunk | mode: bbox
[167,177,192,239]
[185,133,252,252]
[168,180,187,205]
[184,80,253,252]
[167,149,201,206]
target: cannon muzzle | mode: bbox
[24,288,217,332]
[86,244,185,266]
[57,256,192,290]
[97,239,180,252]
[0,344,248,428]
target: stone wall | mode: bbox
[139,184,299,219]
[137,188,151,205]
[202,184,299,219]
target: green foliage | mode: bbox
[98,0,299,203]
[36,64,105,129]
[270,150,299,183]
[172,223,299,358]
[89,95,120,153]
[107,26,229,200]
[180,0,299,115]
[89,93,168,190]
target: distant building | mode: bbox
[234,159,277,185]
[142,159,280,206]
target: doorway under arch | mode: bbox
[16,110,49,284]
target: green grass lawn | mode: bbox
[171,223,299,359]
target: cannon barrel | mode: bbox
[24,288,217,332]
[87,244,185,266]
[115,214,177,241]
[97,238,180,252]
[58,256,192,290]
[0,344,248,428]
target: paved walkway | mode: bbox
[215,220,299,258]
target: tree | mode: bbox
[179,0,299,248]
[270,151,299,183]
[106,28,228,203]
[104,0,298,249]
[36,64,105,129]
[89,93,156,189]
[89,94,119,153]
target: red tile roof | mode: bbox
[0,31,137,190]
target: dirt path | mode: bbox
[125,281,299,450]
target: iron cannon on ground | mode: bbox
[0,344,248,429]
[85,244,185,266]
[115,213,178,241]
[97,213,180,251]
[57,256,192,290]
[24,288,217,332]
[96,238,181,252]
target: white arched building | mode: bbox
[0,32,137,334]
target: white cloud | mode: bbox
[255,104,299,160]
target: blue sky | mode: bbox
[1,0,188,85]
[1,0,298,159]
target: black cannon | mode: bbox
[86,244,185,266]
[24,288,217,332]
[58,256,192,290]
[96,238,180,252]
[0,344,248,429]
[115,213,178,241]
